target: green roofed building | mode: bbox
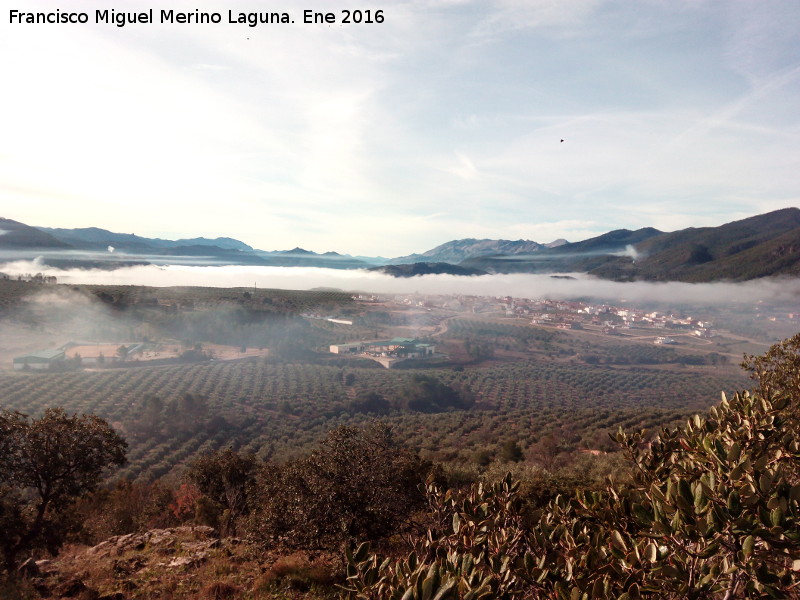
[13,349,66,370]
[330,338,436,358]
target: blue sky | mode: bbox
[2,0,799,256]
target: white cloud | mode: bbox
[507,220,602,243]
[2,0,799,256]
[450,152,479,180]
[472,0,605,38]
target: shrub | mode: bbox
[200,581,241,599]
[250,423,430,550]
[394,375,473,413]
[743,331,800,402]
[257,553,338,592]
[186,448,257,537]
[343,336,800,599]
[500,439,524,463]
[75,479,180,542]
[0,408,126,572]
[348,391,391,415]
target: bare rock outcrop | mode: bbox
[85,525,218,560]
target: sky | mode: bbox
[2,0,799,257]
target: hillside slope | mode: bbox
[0,218,73,249]
[461,209,800,282]
[590,207,800,281]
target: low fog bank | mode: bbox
[3,260,800,306]
[0,282,139,366]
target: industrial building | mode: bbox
[13,349,66,370]
[330,337,435,359]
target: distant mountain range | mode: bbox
[39,226,255,252]
[0,221,371,270]
[1,208,799,282]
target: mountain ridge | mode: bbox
[389,238,549,265]
[1,208,798,282]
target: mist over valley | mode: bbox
[5,1,800,594]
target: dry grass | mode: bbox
[255,552,339,594]
[199,581,242,599]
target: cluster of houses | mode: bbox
[526,301,715,339]
[356,292,797,335]
[347,293,726,342]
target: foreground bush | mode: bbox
[74,479,182,543]
[250,423,431,550]
[187,448,258,536]
[0,408,127,572]
[344,387,800,599]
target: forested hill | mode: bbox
[601,207,800,281]
[461,208,800,282]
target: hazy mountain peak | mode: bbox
[390,238,543,264]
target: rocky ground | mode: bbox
[8,527,340,599]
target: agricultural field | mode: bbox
[0,279,773,482]
[0,356,749,481]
